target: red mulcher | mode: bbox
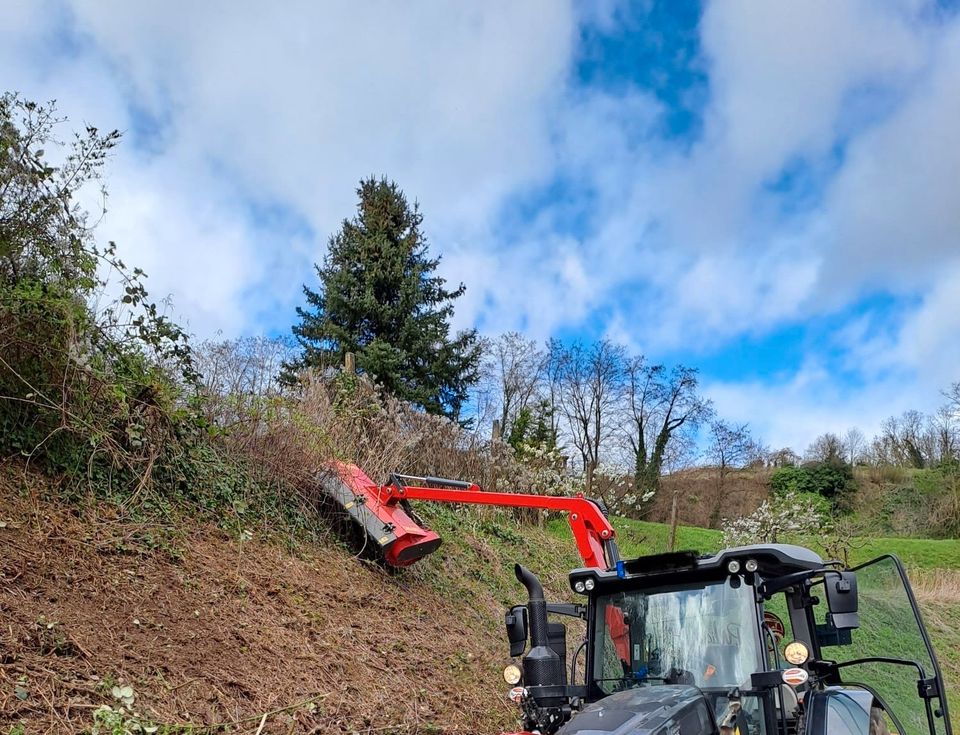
[318,462,618,569]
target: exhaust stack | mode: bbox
[515,564,564,692]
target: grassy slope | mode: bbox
[570,516,960,570]
[3,460,958,734]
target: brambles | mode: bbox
[0,94,202,502]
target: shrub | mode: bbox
[0,93,251,514]
[770,461,857,509]
[721,490,829,546]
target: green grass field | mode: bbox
[545,516,960,570]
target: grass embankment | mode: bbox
[4,461,959,734]
[558,516,960,570]
[0,463,579,735]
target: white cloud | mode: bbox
[2,0,577,335]
[705,365,915,454]
[824,19,960,291]
[66,0,574,234]
[890,263,960,389]
[3,0,960,449]
[97,155,262,335]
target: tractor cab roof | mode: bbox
[700,543,825,575]
[569,543,828,595]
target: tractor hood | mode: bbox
[555,686,717,735]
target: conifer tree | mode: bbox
[288,177,480,419]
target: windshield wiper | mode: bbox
[594,674,668,689]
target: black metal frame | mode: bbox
[830,554,952,735]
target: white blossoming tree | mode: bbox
[721,491,830,547]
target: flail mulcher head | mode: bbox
[316,463,446,566]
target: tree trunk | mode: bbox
[708,466,726,528]
[490,420,501,492]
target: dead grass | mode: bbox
[651,468,772,527]
[912,570,960,605]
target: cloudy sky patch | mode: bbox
[2,0,958,451]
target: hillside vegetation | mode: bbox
[4,461,959,734]
[0,460,581,734]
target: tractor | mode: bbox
[320,465,952,735]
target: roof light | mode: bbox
[584,578,595,591]
[727,560,741,574]
[745,558,759,573]
[574,580,586,593]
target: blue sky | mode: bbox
[2,0,959,452]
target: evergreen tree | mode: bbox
[506,401,558,456]
[288,177,481,419]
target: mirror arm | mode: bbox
[547,602,586,620]
[759,567,848,598]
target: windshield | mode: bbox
[592,579,764,695]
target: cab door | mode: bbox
[815,555,951,735]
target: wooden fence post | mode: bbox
[490,420,501,492]
[344,351,355,374]
[667,490,679,551]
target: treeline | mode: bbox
[272,167,763,517]
[788,394,960,471]
[469,334,775,518]
[3,94,957,543]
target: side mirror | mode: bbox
[825,571,859,629]
[505,605,528,657]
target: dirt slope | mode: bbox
[0,464,578,734]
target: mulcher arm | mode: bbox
[319,463,620,570]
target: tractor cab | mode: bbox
[506,545,952,735]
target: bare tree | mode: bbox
[554,339,627,493]
[880,411,929,468]
[194,336,297,430]
[769,447,800,467]
[805,432,845,465]
[945,382,960,413]
[705,421,760,527]
[708,421,758,482]
[868,433,895,466]
[662,426,700,474]
[843,427,866,465]
[658,424,700,550]
[480,332,545,438]
[544,339,568,445]
[624,360,712,497]
[932,405,959,464]
[867,389,960,468]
